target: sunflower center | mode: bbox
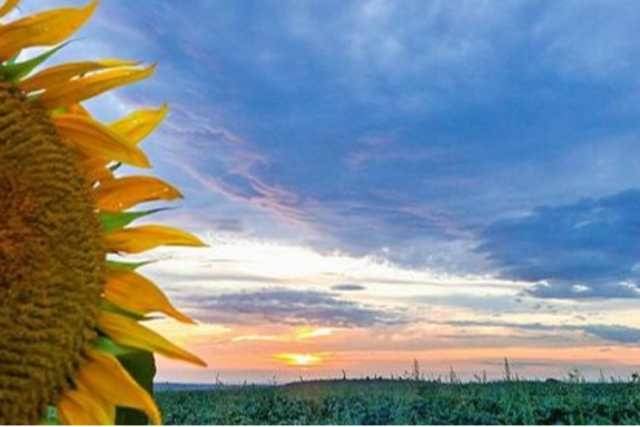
[0,172,40,268]
[0,84,106,424]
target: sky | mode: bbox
[16,0,640,382]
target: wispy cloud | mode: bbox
[184,288,408,327]
[331,284,367,292]
[446,320,640,344]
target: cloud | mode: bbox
[186,288,408,327]
[331,283,367,292]
[531,0,640,82]
[287,0,522,99]
[447,320,640,344]
[582,325,640,344]
[46,0,640,278]
[479,190,640,299]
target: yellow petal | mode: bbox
[0,1,97,61]
[0,0,19,19]
[19,59,139,93]
[73,381,116,426]
[102,400,117,425]
[58,393,95,426]
[99,312,207,367]
[81,156,113,183]
[68,103,93,117]
[110,105,169,145]
[105,269,196,324]
[94,176,182,212]
[79,350,161,425]
[104,225,206,254]
[41,64,156,109]
[53,114,150,167]
[57,383,115,425]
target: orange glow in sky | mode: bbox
[144,238,640,383]
[274,353,326,367]
[295,327,334,340]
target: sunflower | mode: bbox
[0,1,207,424]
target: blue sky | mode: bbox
[113,0,640,297]
[20,0,640,380]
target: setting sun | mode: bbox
[274,353,325,367]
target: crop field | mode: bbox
[156,380,640,425]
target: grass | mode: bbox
[156,379,640,425]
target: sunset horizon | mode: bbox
[143,235,640,385]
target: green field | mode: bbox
[156,380,640,425]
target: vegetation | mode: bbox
[157,379,640,425]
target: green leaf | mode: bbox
[93,336,141,357]
[101,209,167,232]
[116,351,157,425]
[100,299,145,320]
[26,93,42,103]
[42,407,61,425]
[50,107,70,116]
[4,56,18,66]
[0,43,69,82]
